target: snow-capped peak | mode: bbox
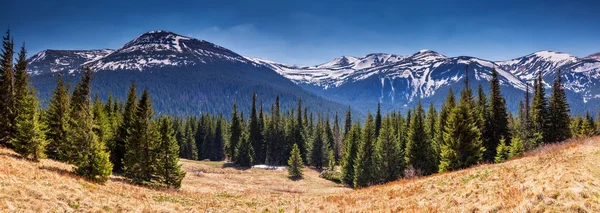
[532,50,578,63]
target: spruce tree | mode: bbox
[124,90,159,184]
[531,73,550,143]
[580,111,596,136]
[0,29,15,145]
[228,101,242,160]
[405,101,437,175]
[571,116,583,137]
[375,102,382,138]
[354,113,377,188]
[295,99,307,163]
[333,113,341,161]
[508,137,525,159]
[439,82,484,172]
[494,138,509,163]
[425,103,439,163]
[181,121,198,160]
[484,68,510,162]
[212,115,225,161]
[92,95,112,145]
[68,68,112,182]
[112,83,137,173]
[376,117,402,182]
[548,70,571,142]
[156,116,186,189]
[44,75,70,160]
[341,122,360,186]
[12,45,46,161]
[234,129,254,167]
[288,143,304,179]
[249,93,263,164]
[343,106,352,139]
[435,89,456,161]
[309,116,325,168]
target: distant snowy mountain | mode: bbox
[248,49,600,113]
[28,49,114,75]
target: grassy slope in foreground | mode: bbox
[1,137,600,212]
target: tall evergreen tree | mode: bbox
[92,95,112,145]
[483,68,510,162]
[341,122,360,186]
[343,106,352,139]
[425,103,439,163]
[439,80,484,172]
[234,129,254,167]
[0,29,15,145]
[580,111,596,136]
[531,72,550,143]
[435,89,456,161]
[249,93,264,164]
[265,97,283,164]
[295,99,307,163]
[156,116,186,189]
[405,101,437,175]
[44,75,70,160]
[309,115,325,168]
[181,121,198,160]
[288,143,304,179]
[354,113,377,188]
[548,70,571,142]
[376,117,403,182]
[112,83,137,173]
[333,113,341,162]
[228,101,242,160]
[212,115,225,161]
[68,68,112,182]
[124,90,159,184]
[12,45,46,161]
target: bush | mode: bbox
[319,170,342,183]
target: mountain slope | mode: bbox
[1,135,598,212]
[28,49,114,75]
[28,31,353,116]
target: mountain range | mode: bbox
[27,30,600,115]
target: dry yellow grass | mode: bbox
[1,136,600,212]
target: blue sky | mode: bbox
[2,0,599,65]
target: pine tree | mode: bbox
[343,106,352,139]
[580,111,596,136]
[228,101,242,160]
[405,101,437,175]
[508,137,525,159]
[44,75,70,160]
[425,103,439,164]
[156,116,186,188]
[92,95,112,145]
[0,29,15,145]
[475,84,487,133]
[181,121,198,160]
[376,117,403,182]
[265,97,283,165]
[12,45,46,161]
[212,115,225,161]
[68,68,112,182]
[249,93,263,164]
[531,72,550,143]
[295,99,307,163]
[571,116,583,137]
[494,138,509,163]
[288,143,304,179]
[234,129,254,167]
[124,90,159,184]
[435,89,456,161]
[327,149,335,171]
[548,70,571,142]
[333,113,341,162]
[484,68,510,162]
[324,116,334,155]
[309,115,325,168]
[341,122,360,186]
[375,102,382,138]
[112,83,137,173]
[354,113,377,188]
[439,81,484,172]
